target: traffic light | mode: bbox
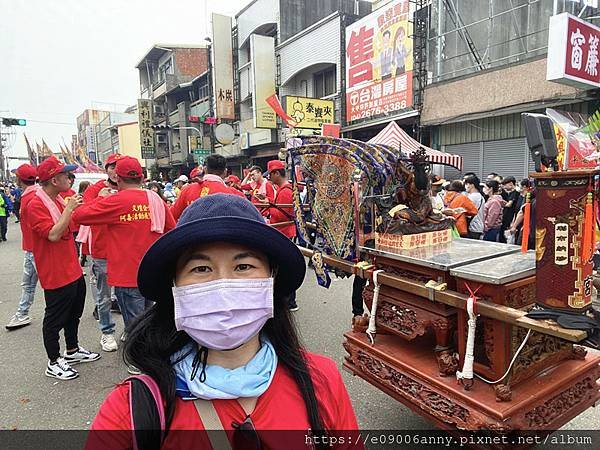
[1,118,26,126]
[151,124,171,130]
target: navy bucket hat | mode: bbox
[138,193,305,302]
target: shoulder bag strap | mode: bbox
[193,400,233,450]
[127,375,166,450]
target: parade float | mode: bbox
[285,116,600,443]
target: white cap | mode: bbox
[175,175,189,183]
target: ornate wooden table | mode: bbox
[344,240,600,439]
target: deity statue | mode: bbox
[384,148,454,235]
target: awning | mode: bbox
[368,121,463,171]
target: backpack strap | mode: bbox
[127,375,166,450]
[193,400,233,450]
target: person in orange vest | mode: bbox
[170,154,245,221]
[442,180,478,238]
[267,159,299,311]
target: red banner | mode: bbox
[266,94,297,128]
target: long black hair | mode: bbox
[124,277,328,448]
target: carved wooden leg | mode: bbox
[432,318,453,348]
[434,348,459,377]
[432,318,458,377]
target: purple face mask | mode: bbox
[172,278,274,350]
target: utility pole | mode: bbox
[0,119,5,181]
[205,37,216,153]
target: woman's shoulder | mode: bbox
[303,352,344,388]
[90,382,132,430]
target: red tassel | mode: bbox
[521,193,531,253]
[582,192,594,263]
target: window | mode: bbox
[199,82,209,100]
[157,58,173,83]
[313,67,336,98]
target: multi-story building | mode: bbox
[96,111,137,163]
[76,109,110,162]
[136,44,209,175]
[420,0,600,180]
[232,0,371,171]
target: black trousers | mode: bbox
[352,275,367,316]
[42,276,86,361]
[0,216,7,240]
[13,202,20,221]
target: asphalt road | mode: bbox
[1,222,598,445]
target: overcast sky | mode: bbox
[0,0,248,169]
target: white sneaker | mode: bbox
[45,358,79,380]
[127,364,142,375]
[63,346,101,364]
[5,314,31,330]
[120,332,127,342]
[100,334,118,352]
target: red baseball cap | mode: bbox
[190,167,203,179]
[37,156,78,182]
[267,160,285,172]
[226,175,241,184]
[104,153,123,168]
[115,156,143,179]
[14,164,37,182]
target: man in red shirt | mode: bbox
[28,157,101,380]
[267,159,299,311]
[240,165,275,216]
[170,154,244,221]
[73,156,176,359]
[60,172,77,201]
[79,153,122,352]
[5,164,39,330]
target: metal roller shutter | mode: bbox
[443,142,482,180]
[482,138,529,180]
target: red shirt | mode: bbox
[269,182,296,239]
[87,353,361,450]
[60,188,76,202]
[73,189,176,287]
[28,194,81,290]
[19,186,39,252]
[241,179,275,216]
[171,175,245,221]
[82,180,111,259]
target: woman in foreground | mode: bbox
[87,194,361,450]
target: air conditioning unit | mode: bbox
[153,104,165,115]
[156,134,168,144]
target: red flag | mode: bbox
[265,94,297,128]
[322,123,341,138]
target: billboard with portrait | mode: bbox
[345,0,413,124]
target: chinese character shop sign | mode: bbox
[283,97,334,131]
[345,0,413,123]
[547,13,600,89]
[137,99,155,159]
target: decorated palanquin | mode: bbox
[286,132,600,444]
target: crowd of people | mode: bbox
[429,172,535,248]
[4,152,540,446]
[4,152,301,375]
[3,150,361,448]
